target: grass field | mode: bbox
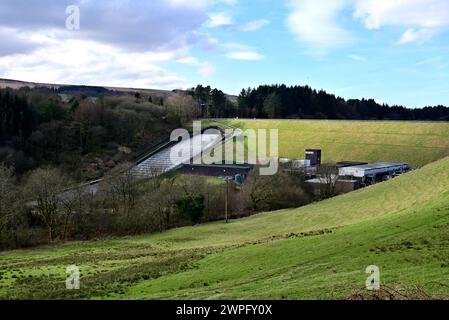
[1,153,449,299]
[213,119,449,167]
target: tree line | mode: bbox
[0,163,311,250]
[189,84,449,121]
[187,85,237,118]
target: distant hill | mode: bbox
[0,78,238,101]
[0,78,178,98]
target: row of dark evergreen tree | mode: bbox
[0,89,39,143]
[231,84,449,120]
[188,85,236,118]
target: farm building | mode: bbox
[305,149,322,166]
[336,161,368,168]
[300,148,411,196]
[338,162,410,181]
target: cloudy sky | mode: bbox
[1,0,449,107]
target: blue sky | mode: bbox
[0,0,449,108]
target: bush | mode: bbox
[242,169,311,212]
[176,194,205,224]
[0,163,45,249]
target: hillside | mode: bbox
[0,78,174,98]
[1,155,449,299]
[0,78,239,101]
[216,119,449,167]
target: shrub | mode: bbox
[176,194,205,224]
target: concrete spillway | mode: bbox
[132,133,222,178]
[80,132,224,196]
[26,130,228,207]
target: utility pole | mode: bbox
[225,178,230,223]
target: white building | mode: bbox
[338,162,410,178]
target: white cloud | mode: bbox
[397,28,436,44]
[169,0,236,9]
[167,0,209,8]
[0,27,39,55]
[221,43,264,60]
[218,0,237,5]
[176,56,201,65]
[175,56,216,77]
[417,56,442,66]
[222,42,256,50]
[198,62,217,77]
[0,0,211,53]
[236,19,270,31]
[286,0,449,51]
[354,0,449,43]
[226,51,264,61]
[354,0,449,29]
[286,0,355,51]
[206,12,234,27]
[348,54,366,61]
[195,33,220,51]
[0,0,235,87]
[0,38,188,89]
[206,12,269,32]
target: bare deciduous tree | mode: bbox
[103,163,139,215]
[60,183,93,240]
[25,167,69,242]
[165,93,197,124]
[316,164,339,199]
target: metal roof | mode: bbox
[336,161,369,167]
[342,162,408,170]
[338,162,410,178]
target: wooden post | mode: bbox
[225,179,229,223]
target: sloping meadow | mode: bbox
[1,154,449,299]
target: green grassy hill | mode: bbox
[214,119,449,167]
[1,154,449,299]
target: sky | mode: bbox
[0,0,449,108]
